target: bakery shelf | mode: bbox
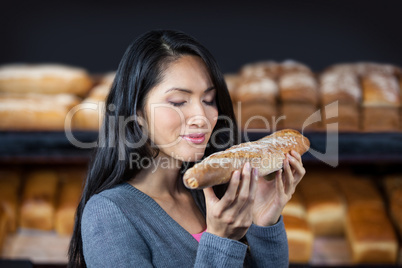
[1,131,402,164]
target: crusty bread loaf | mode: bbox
[20,170,59,231]
[0,170,21,233]
[299,174,345,236]
[283,215,314,263]
[0,92,81,130]
[183,129,310,189]
[346,206,398,264]
[278,72,318,105]
[319,70,362,105]
[362,73,400,107]
[55,170,85,236]
[0,64,93,97]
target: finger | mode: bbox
[219,170,241,207]
[249,168,258,200]
[237,162,252,205]
[203,187,219,206]
[287,153,306,184]
[283,156,294,194]
[275,169,284,195]
[290,150,302,164]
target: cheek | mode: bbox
[151,106,183,132]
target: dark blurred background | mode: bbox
[1,0,401,74]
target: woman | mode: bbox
[68,29,305,267]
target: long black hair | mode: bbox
[68,29,239,268]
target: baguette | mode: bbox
[183,129,310,189]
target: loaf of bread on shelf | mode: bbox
[20,170,59,231]
[319,69,362,105]
[361,72,400,131]
[0,170,21,233]
[283,214,314,263]
[0,64,93,96]
[298,173,345,236]
[337,177,384,210]
[0,92,81,130]
[345,206,398,264]
[362,72,400,107]
[183,129,310,189]
[278,72,318,105]
[55,170,85,236]
[236,76,278,104]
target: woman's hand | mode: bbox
[203,162,258,240]
[252,150,306,227]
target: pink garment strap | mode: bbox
[191,229,206,242]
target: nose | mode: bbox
[186,102,208,128]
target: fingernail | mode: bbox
[245,162,251,171]
[253,168,258,180]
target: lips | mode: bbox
[181,133,206,144]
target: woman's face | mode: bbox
[139,55,219,163]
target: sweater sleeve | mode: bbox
[194,232,248,268]
[81,194,153,268]
[245,216,289,267]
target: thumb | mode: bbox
[203,187,219,206]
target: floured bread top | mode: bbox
[237,76,278,96]
[0,64,90,80]
[363,73,400,105]
[279,72,317,91]
[320,71,362,101]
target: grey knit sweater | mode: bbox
[81,183,289,267]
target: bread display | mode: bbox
[239,102,277,130]
[20,170,59,231]
[0,170,21,232]
[0,64,93,96]
[183,129,310,189]
[299,174,345,236]
[0,92,81,130]
[55,170,85,236]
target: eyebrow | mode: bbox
[164,86,215,94]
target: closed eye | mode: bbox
[169,101,186,107]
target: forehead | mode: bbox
[151,55,213,95]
